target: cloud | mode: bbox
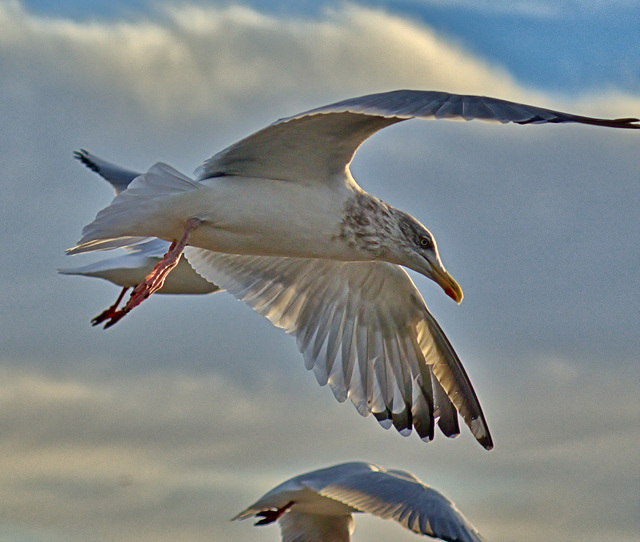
[0,1,528,121]
[2,0,636,164]
[0,359,637,541]
[0,366,321,540]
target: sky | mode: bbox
[0,0,639,541]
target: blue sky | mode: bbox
[0,1,638,541]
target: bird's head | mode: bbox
[393,211,463,304]
[340,193,462,303]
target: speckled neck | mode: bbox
[338,192,400,257]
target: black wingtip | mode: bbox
[577,116,640,129]
[73,148,101,173]
[515,114,640,129]
[479,433,494,451]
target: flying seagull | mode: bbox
[59,151,219,324]
[233,461,485,542]
[68,90,639,450]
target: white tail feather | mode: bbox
[67,162,199,254]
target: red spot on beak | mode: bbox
[444,284,463,304]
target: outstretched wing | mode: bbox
[317,465,485,542]
[184,248,492,449]
[195,89,639,182]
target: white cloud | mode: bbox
[2,0,636,136]
[0,360,637,541]
[2,0,637,147]
[0,1,531,122]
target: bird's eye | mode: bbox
[419,236,431,248]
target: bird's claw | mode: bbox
[93,218,203,329]
[90,287,129,327]
[254,501,294,526]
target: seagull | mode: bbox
[233,461,485,542]
[68,90,639,450]
[59,150,220,324]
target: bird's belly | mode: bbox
[292,492,357,516]
[169,177,365,261]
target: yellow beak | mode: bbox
[430,264,463,304]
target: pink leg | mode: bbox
[91,286,129,326]
[101,218,203,329]
[254,501,294,526]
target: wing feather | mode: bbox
[195,89,639,183]
[317,466,486,542]
[58,239,220,295]
[184,248,491,448]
